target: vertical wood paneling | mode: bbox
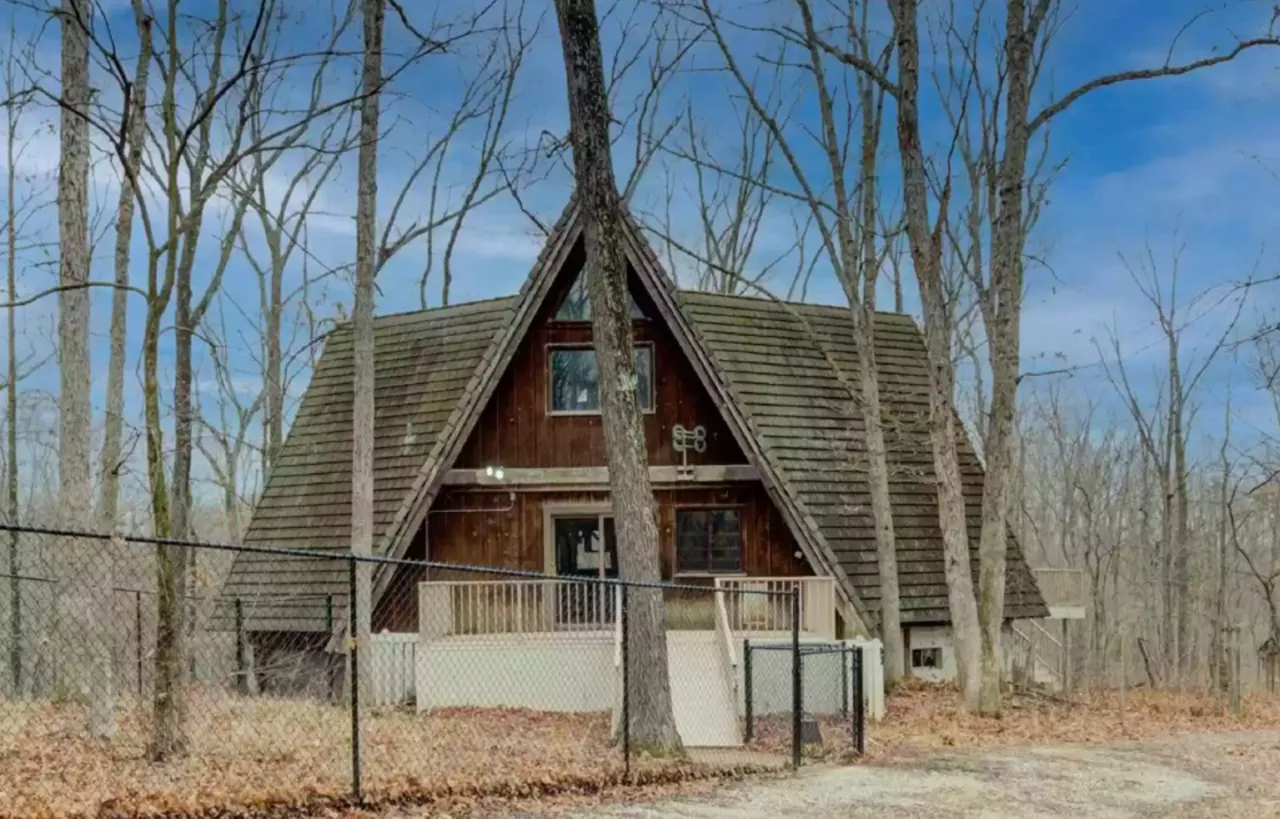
[424,484,810,580]
[453,253,745,470]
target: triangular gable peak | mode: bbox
[369,199,871,635]
[450,241,745,471]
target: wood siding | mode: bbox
[429,486,806,576]
[374,485,809,632]
[454,249,746,469]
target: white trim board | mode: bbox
[443,465,759,487]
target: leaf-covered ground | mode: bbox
[748,679,1280,763]
[0,692,767,818]
[3,683,1277,817]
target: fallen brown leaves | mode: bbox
[748,679,1280,765]
[4,683,1275,817]
[0,693,768,818]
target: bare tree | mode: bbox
[1098,242,1245,687]
[687,0,907,682]
[55,0,113,739]
[811,0,1279,712]
[351,0,382,697]
[2,18,53,698]
[553,0,681,753]
[194,305,262,542]
[96,0,150,537]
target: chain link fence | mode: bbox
[0,523,869,816]
[741,639,868,762]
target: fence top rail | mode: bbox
[0,522,801,598]
[423,578,597,586]
[745,641,860,654]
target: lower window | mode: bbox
[675,508,742,574]
[911,647,942,669]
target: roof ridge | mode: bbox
[677,288,915,319]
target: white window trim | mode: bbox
[542,502,614,576]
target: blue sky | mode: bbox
[2,0,1279,511]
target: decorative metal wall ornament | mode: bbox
[672,424,707,479]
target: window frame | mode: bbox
[911,646,943,670]
[672,505,746,577]
[550,270,649,323]
[541,502,613,575]
[545,342,656,416]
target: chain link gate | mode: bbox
[742,639,866,761]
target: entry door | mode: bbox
[552,515,618,627]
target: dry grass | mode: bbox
[0,690,736,818]
[748,679,1280,763]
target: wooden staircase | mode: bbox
[1009,619,1066,690]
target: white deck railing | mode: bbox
[420,576,840,640]
[713,577,837,639]
[420,579,617,639]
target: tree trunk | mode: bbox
[975,0,1036,716]
[57,0,113,739]
[553,0,681,753]
[149,3,183,758]
[859,310,903,682]
[888,0,982,708]
[97,6,150,536]
[796,1,903,684]
[855,79,902,686]
[264,267,283,475]
[350,0,381,694]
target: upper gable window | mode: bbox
[555,270,646,321]
[549,344,654,414]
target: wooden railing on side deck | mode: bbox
[1031,569,1087,619]
[713,577,837,639]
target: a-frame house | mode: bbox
[220,199,1047,707]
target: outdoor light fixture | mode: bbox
[485,465,506,481]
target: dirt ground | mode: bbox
[559,730,1280,818]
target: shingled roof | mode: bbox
[221,297,515,632]
[222,199,1046,633]
[678,293,1046,623]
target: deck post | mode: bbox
[742,638,753,742]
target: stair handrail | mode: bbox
[1009,621,1059,682]
[715,588,738,668]
[1026,617,1064,650]
[713,587,740,736]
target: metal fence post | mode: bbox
[8,534,20,694]
[743,638,753,742]
[234,598,245,694]
[791,589,801,770]
[135,590,143,699]
[852,645,865,756]
[348,557,362,799]
[841,644,849,718]
[621,584,630,780]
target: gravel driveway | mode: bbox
[556,731,1280,818]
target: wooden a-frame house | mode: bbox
[220,198,1048,706]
